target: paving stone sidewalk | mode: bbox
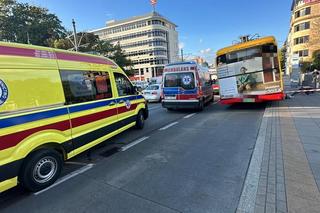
[237,93,320,213]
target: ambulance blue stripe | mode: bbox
[0,95,145,129]
[0,108,68,129]
[163,88,197,95]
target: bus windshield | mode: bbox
[164,72,195,90]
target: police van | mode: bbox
[162,61,214,111]
[0,42,148,192]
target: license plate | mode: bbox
[166,96,176,100]
[243,98,255,103]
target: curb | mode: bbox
[236,106,270,213]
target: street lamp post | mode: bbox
[72,19,78,52]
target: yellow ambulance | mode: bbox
[0,42,148,192]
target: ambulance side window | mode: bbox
[114,73,135,96]
[60,70,113,105]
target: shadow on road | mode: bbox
[226,102,267,111]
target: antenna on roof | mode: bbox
[239,35,250,43]
[150,0,158,12]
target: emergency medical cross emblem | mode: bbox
[0,79,8,106]
[125,99,131,109]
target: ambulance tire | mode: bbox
[19,149,63,192]
[135,110,145,129]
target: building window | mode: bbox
[294,21,310,32]
[294,50,309,57]
[295,7,311,18]
[146,68,149,73]
[140,68,144,75]
[294,35,310,45]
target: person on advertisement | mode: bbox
[237,67,256,92]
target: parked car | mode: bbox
[142,84,162,102]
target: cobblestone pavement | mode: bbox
[238,93,320,213]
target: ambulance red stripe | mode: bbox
[0,104,139,151]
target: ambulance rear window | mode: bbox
[60,70,113,105]
[164,72,195,90]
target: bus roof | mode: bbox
[0,41,117,67]
[216,36,277,57]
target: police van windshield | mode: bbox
[164,72,195,90]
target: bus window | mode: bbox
[217,54,227,66]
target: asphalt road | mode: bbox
[0,101,265,213]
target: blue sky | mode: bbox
[20,0,292,63]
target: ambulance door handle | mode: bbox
[108,102,116,106]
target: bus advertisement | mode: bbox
[216,36,284,104]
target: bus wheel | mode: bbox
[136,110,145,129]
[198,100,204,111]
[19,149,63,192]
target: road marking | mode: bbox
[65,161,89,166]
[34,163,94,196]
[120,136,150,151]
[184,113,196,119]
[149,106,161,110]
[159,122,179,131]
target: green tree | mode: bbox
[108,43,134,76]
[0,0,66,46]
[312,50,320,70]
[280,44,287,71]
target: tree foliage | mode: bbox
[0,0,66,46]
[51,33,134,76]
[280,45,287,71]
[312,50,320,70]
[0,1,133,76]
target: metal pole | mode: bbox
[181,49,184,62]
[72,19,78,52]
[26,31,30,44]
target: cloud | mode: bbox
[199,38,203,44]
[106,13,114,19]
[200,48,212,54]
[178,42,185,49]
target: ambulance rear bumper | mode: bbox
[162,100,199,109]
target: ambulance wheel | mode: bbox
[19,149,63,192]
[198,100,204,111]
[136,110,145,129]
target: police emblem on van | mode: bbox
[125,100,131,109]
[0,80,8,106]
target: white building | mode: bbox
[90,12,179,82]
